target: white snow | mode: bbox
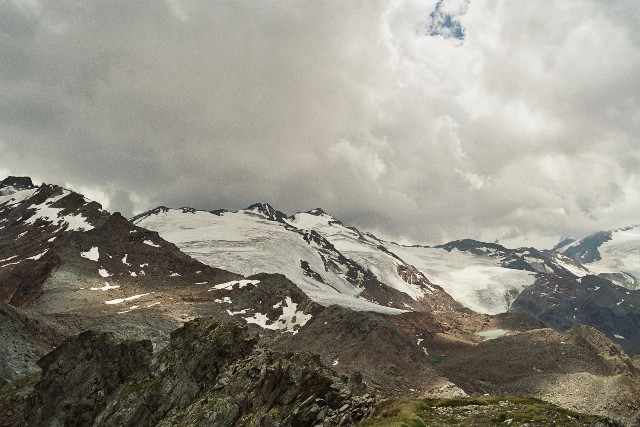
[241,297,313,334]
[98,268,111,278]
[614,334,625,339]
[27,249,48,260]
[332,360,339,366]
[106,293,150,304]
[122,254,130,266]
[169,272,181,277]
[579,225,640,290]
[143,240,160,247]
[130,272,137,277]
[195,281,208,285]
[553,254,590,277]
[390,244,536,314]
[117,305,140,314]
[214,297,233,304]
[81,247,99,261]
[0,187,37,207]
[209,279,260,290]
[288,212,431,299]
[23,190,94,232]
[134,208,408,314]
[147,302,161,308]
[90,282,120,291]
[0,255,17,263]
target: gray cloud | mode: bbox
[1,0,639,248]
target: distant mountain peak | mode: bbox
[1,176,35,190]
[306,208,329,217]
[437,238,508,254]
[244,202,287,223]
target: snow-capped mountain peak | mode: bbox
[560,225,640,289]
[306,208,329,217]
[134,204,460,313]
[243,202,288,222]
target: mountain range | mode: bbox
[1,176,639,426]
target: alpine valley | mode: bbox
[1,176,640,426]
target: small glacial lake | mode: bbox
[476,329,509,341]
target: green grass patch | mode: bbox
[358,396,620,427]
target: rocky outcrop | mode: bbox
[26,330,153,426]
[23,319,375,427]
[0,177,35,190]
[510,274,640,355]
[0,303,66,382]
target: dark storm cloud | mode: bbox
[1,0,639,247]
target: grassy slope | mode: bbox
[358,397,622,427]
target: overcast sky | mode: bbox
[1,0,639,248]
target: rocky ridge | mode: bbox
[24,319,375,427]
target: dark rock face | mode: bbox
[245,203,288,223]
[276,306,448,397]
[0,176,36,190]
[0,303,66,381]
[562,231,613,263]
[26,330,153,427]
[510,274,640,355]
[24,320,375,427]
[0,177,35,190]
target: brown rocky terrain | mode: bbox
[21,320,375,427]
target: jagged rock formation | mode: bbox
[0,303,65,381]
[26,330,153,426]
[22,320,375,427]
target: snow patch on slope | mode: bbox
[105,293,151,305]
[0,187,37,207]
[81,247,99,261]
[210,279,260,290]
[241,297,312,334]
[24,190,94,231]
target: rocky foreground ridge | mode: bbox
[16,319,374,427]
